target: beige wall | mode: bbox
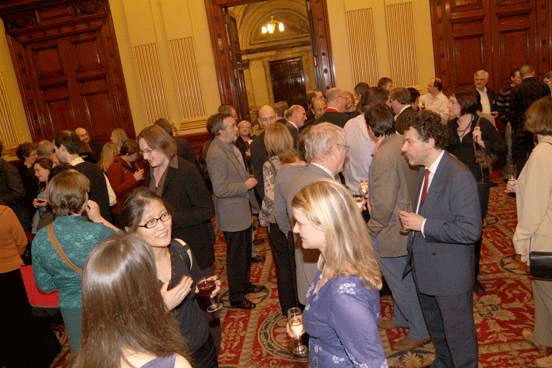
[0,0,435,153]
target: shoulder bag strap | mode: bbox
[47,223,81,275]
[173,238,192,271]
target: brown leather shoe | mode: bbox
[391,336,431,352]
[378,319,400,330]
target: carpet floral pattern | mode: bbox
[51,179,544,367]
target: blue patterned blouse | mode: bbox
[303,272,388,368]
[32,215,116,309]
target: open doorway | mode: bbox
[204,0,335,121]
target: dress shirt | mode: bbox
[343,114,374,194]
[70,156,116,206]
[311,162,334,178]
[416,150,445,236]
[476,87,491,114]
[420,92,449,124]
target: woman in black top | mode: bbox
[122,188,219,368]
[447,92,506,292]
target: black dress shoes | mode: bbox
[251,255,265,263]
[246,284,268,294]
[229,299,256,309]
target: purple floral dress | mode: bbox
[303,272,388,367]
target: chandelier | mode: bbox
[261,16,285,34]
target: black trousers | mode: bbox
[475,180,490,279]
[223,227,252,303]
[267,223,299,315]
[417,291,478,368]
[190,334,218,368]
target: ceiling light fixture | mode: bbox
[261,16,285,34]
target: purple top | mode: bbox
[303,272,388,367]
[141,354,176,368]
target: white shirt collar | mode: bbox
[395,105,411,120]
[287,120,298,130]
[426,150,445,176]
[311,162,334,178]
[69,156,85,166]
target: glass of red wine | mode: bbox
[197,278,222,313]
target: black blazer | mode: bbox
[0,159,28,227]
[315,111,351,128]
[251,132,268,202]
[394,106,417,134]
[473,87,497,112]
[176,137,198,166]
[511,77,551,132]
[157,156,216,270]
[74,161,112,221]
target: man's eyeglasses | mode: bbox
[138,212,171,229]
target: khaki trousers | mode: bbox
[533,280,552,346]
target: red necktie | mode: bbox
[420,169,430,205]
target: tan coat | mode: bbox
[367,134,418,257]
[513,135,552,260]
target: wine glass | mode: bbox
[288,307,308,357]
[358,180,369,198]
[398,200,413,235]
[197,277,223,313]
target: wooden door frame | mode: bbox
[204,0,335,117]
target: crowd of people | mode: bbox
[1,64,552,368]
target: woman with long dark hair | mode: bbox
[71,234,192,368]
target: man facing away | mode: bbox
[365,104,430,352]
[388,87,416,134]
[315,88,351,128]
[400,111,482,367]
[205,112,265,309]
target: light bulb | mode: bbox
[262,25,267,34]
[278,22,284,32]
[267,23,274,33]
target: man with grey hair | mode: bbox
[315,88,351,127]
[473,69,497,117]
[251,105,279,201]
[274,123,348,306]
[206,112,265,309]
[284,104,307,145]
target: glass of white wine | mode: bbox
[358,180,369,198]
[287,307,308,357]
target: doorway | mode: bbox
[270,57,307,107]
[204,0,335,120]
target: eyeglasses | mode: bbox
[138,212,171,229]
[336,143,350,152]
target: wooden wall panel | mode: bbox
[345,7,378,86]
[385,2,418,87]
[132,43,169,124]
[168,37,206,120]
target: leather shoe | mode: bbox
[473,280,485,294]
[391,336,431,352]
[229,299,256,309]
[251,255,265,263]
[378,319,400,330]
[246,284,268,294]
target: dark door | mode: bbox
[270,57,307,106]
[0,0,134,143]
[430,0,549,94]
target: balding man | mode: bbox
[473,70,497,117]
[75,127,101,163]
[251,105,279,201]
[284,105,307,146]
[419,78,449,124]
[275,123,348,305]
[511,64,551,173]
[315,88,351,128]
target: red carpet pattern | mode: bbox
[51,178,544,367]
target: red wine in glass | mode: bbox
[197,278,222,312]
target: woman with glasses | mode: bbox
[137,125,216,276]
[121,187,219,368]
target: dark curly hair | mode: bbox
[406,110,448,149]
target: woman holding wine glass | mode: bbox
[121,187,220,368]
[288,179,387,367]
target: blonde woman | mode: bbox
[110,128,129,153]
[290,179,387,367]
[98,142,119,173]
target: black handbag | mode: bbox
[529,251,552,280]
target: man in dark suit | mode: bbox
[315,88,351,128]
[206,112,265,309]
[154,118,198,166]
[399,111,482,367]
[473,69,497,117]
[75,127,101,163]
[389,87,417,134]
[284,104,307,147]
[251,105,278,202]
[0,139,27,227]
[511,64,551,174]
[55,130,113,221]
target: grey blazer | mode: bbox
[367,134,418,257]
[206,138,258,232]
[405,151,482,295]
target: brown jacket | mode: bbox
[0,205,27,273]
[367,134,418,257]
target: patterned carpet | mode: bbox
[51,176,544,367]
